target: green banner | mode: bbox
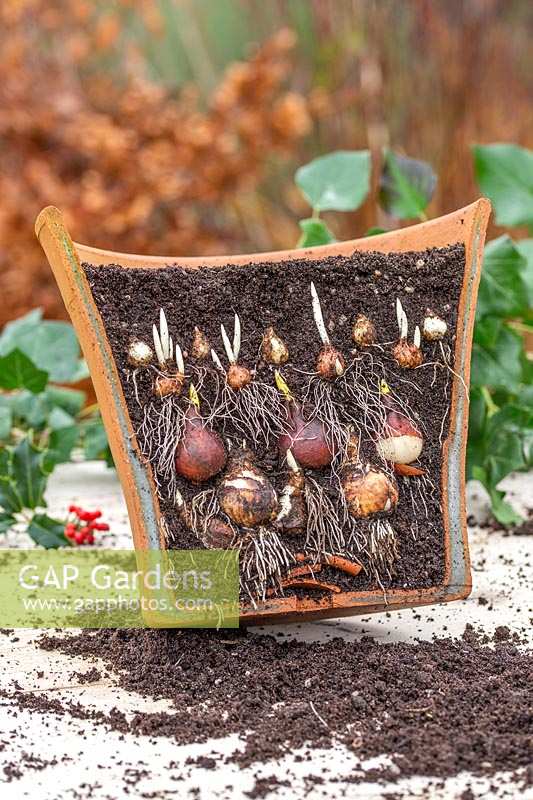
[0,549,239,628]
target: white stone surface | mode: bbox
[0,462,531,799]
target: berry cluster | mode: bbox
[64,506,110,546]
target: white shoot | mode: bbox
[175,343,185,375]
[396,298,408,339]
[413,325,421,349]
[335,357,344,376]
[286,448,300,473]
[175,488,184,508]
[159,309,170,360]
[152,323,166,368]
[233,314,241,361]
[310,282,330,346]
[221,324,236,364]
[211,349,225,371]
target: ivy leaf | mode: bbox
[379,151,436,220]
[83,418,110,462]
[0,349,48,394]
[297,218,336,248]
[515,238,533,309]
[295,150,371,212]
[28,514,70,549]
[11,438,51,510]
[477,236,528,319]
[471,319,525,392]
[47,426,79,465]
[0,311,85,384]
[45,386,86,417]
[473,143,533,228]
[0,407,12,440]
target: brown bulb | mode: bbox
[316,345,345,380]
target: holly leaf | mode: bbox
[11,438,51,510]
[477,236,528,319]
[473,143,533,228]
[297,218,336,248]
[28,514,70,549]
[379,151,436,220]
[295,150,371,212]
[0,349,48,394]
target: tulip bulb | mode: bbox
[341,462,399,519]
[218,446,278,528]
[175,404,227,483]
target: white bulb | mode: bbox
[423,314,447,341]
[127,339,153,367]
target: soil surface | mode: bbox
[22,627,531,789]
[84,244,465,598]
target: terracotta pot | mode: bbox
[35,200,490,626]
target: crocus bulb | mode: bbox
[191,327,210,359]
[316,345,345,380]
[352,314,376,347]
[422,310,447,341]
[127,339,153,367]
[261,327,289,365]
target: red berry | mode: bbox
[68,505,80,514]
[85,533,95,545]
[93,523,110,531]
[74,531,85,544]
[64,528,76,539]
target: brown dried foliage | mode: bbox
[0,4,311,326]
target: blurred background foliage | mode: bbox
[1,0,532,326]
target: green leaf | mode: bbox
[11,438,51,510]
[28,514,70,549]
[0,511,15,534]
[515,238,533,309]
[47,426,79,464]
[0,407,12,440]
[379,151,436,220]
[473,143,533,228]
[488,489,522,526]
[297,218,336,248]
[295,150,371,212]
[365,227,386,237]
[477,236,528,319]
[83,419,110,461]
[48,407,75,430]
[471,319,525,392]
[0,311,85,384]
[0,447,23,513]
[0,349,48,394]
[44,386,86,417]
